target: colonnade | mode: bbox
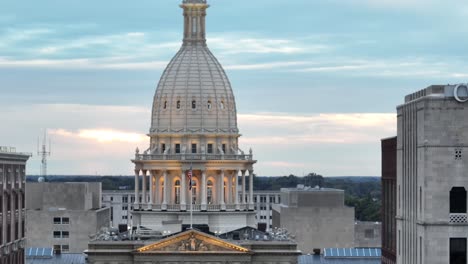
[134,169,254,211]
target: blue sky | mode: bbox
[1,0,467,176]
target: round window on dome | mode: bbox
[163,101,168,110]
[176,100,181,109]
[220,101,225,110]
[207,100,212,110]
[192,100,196,109]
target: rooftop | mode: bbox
[26,253,86,264]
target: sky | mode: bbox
[1,0,468,176]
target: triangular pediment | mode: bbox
[137,229,250,253]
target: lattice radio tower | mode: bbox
[37,130,51,177]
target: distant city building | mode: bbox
[0,147,30,264]
[272,185,355,254]
[396,84,468,264]
[102,189,281,232]
[130,0,257,235]
[26,182,110,253]
[381,137,396,264]
[253,191,281,232]
[101,190,134,227]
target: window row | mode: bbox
[160,143,227,154]
[162,100,227,110]
[53,231,69,239]
[53,244,69,253]
[53,217,70,225]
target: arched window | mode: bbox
[192,100,196,109]
[175,180,181,204]
[450,187,467,213]
[163,101,168,109]
[207,180,213,204]
[220,101,225,110]
[160,180,164,202]
[207,100,212,110]
[176,100,181,109]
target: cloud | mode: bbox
[208,36,329,55]
[238,113,396,145]
[0,103,396,175]
[50,128,146,143]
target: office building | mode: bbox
[0,147,30,264]
[396,84,468,264]
[26,182,110,253]
[272,185,355,254]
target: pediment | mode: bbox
[137,230,250,254]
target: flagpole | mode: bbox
[190,162,193,229]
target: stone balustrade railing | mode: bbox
[135,153,253,161]
[135,204,250,212]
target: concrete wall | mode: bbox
[276,205,355,253]
[26,182,102,210]
[26,207,110,253]
[354,221,381,248]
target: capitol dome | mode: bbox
[150,0,238,135]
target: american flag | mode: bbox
[187,164,193,190]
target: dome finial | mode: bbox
[180,0,209,45]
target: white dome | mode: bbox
[149,0,239,136]
[150,43,238,135]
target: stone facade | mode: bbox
[26,182,110,253]
[86,229,301,264]
[272,186,355,254]
[0,147,30,264]
[131,0,257,235]
[396,84,468,264]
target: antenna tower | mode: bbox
[37,130,51,177]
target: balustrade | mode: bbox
[135,153,252,161]
[449,213,467,223]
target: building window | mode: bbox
[122,206,128,211]
[53,231,61,238]
[53,245,61,253]
[62,217,69,224]
[450,238,467,264]
[192,143,197,154]
[175,180,181,204]
[450,187,467,213]
[62,245,69,252]
[207,144,213,154]
[161,143,166,154]
[163,101,168,109]
[131,196,135,203]
[110,196,113,201]
[175,144,181,154]
[176,100,181,109]
[62,231,69,238]
[220,101,225,109]
[207,100,212,109]
[122,196,128,203]
[192,100,196,109]
[222,144,226,154]
[122,215,128,220]
[53,217,61,224]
